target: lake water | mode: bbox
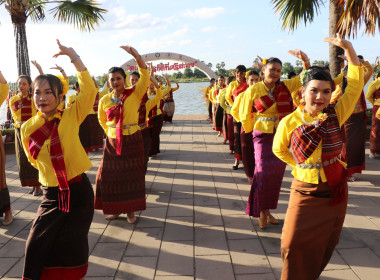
[0,82,210,124]
[0,80,375,125]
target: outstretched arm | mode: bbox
[120,45,147,70]
[51,64,68,80]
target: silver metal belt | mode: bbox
[108,123,138,134]
[255,117,278,122]
[139,123,147,129]
[296,157,338,169]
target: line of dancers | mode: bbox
[204,35,379,279]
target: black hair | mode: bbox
[108,67,126,79]
[247,70,259,77]
[302,66,334,90]
[358,55,364,60]
[235,65,246,73]
[131,71,140,79]
[265,57,282,67]
[343,65,348,76]
[219,76,225,79]
[287,71,296,79]
[33,74,63,100]
[376,72,380,79]
[227,76,235,84]
[210,78,216,82]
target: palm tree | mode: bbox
[271,0,379,77]
[1,0,107,76]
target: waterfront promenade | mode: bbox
[1,114,380,279]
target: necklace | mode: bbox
[301,108,320,127]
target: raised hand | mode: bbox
[257,55,263,62]
[288,49,309,62]
[52,39,76,59]
[50,64,64,71]
[120,45,139,57]
[31,60,42,70]
[323,33,352,50]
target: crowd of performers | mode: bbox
[0,35,378,279]
[203,35,380,279]
[0,39,179,279]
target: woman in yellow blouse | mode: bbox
[219,76,236,147]
[240,50,310,229]
[0,71,13,226]
[273,36,363,280]
[8,72,41,195]
[21,39,97,280]
[95,46,150,223]
[366,72,380,158]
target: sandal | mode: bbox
[127,213,136,224]
[33,190,42,196]
[3,216,13,226]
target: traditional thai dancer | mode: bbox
[0,71,13,226]
[226,65,249,170]
[338,56,374,181]
[21,39,97,280]
[366,72,380,158]
[240,50,311,228]
[203,78,216,122]
[95,45,150,223]
[147,77,169,158]
[273,35,363,280]
[211,76,226,136]
[231,70,260,184]
[220,76,235,147]
[163,81,179,123]
[8,72,41,195]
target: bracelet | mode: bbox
[60,69,64,73]
[70,54,80,63]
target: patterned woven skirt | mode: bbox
[370,105,380,154]
[240,127,254,180]
[246,130,286,217]
[95,132,146,214]
[214,104,224,132]
[0,136,10,217]
[223,110,228,141]
[79,115,92,153]
[149,114,163,156]
[227,114,235,152]
[233,120,242,160]
[88,113,104,152]
[340,111,366,176]
[281,179,347,280]
[23,174,94,280]
[163,101,175,122]
[141,127,151,172]
[15,127,40,187]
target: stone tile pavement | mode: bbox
[1,114,380,279]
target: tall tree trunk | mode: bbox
[329,0,344,78]
[14,23,31,77]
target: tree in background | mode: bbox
[1,0,107,76]
[183,68,194,78]
[271,0,380,77]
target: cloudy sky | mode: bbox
[0,0,379,79]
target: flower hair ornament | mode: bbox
[300,70,308,83]
[56,75,69,96]
[262,58,268,65]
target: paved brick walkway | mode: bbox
[1,114,380,279]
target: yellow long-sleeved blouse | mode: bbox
[240,75,302,134]
[21,70,97,187]
[9,93,37,128]
[273,64,364,184]
[89,85,109,115]
[365,78,380,106]
[98,67,150,138]
[225,81,242,107]
[219,88,231,115]
[0,83,9,136]
[230,90,247,122]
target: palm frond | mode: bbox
[27,0,47,22]
[337,0,380,37]
[50,0,107,32]
[271,0,324,31]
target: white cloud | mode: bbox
[161,26,188,40]
[179,40,192,46]
[111,11,174,30]
[202,26,217,32]
[182,7,227,19]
